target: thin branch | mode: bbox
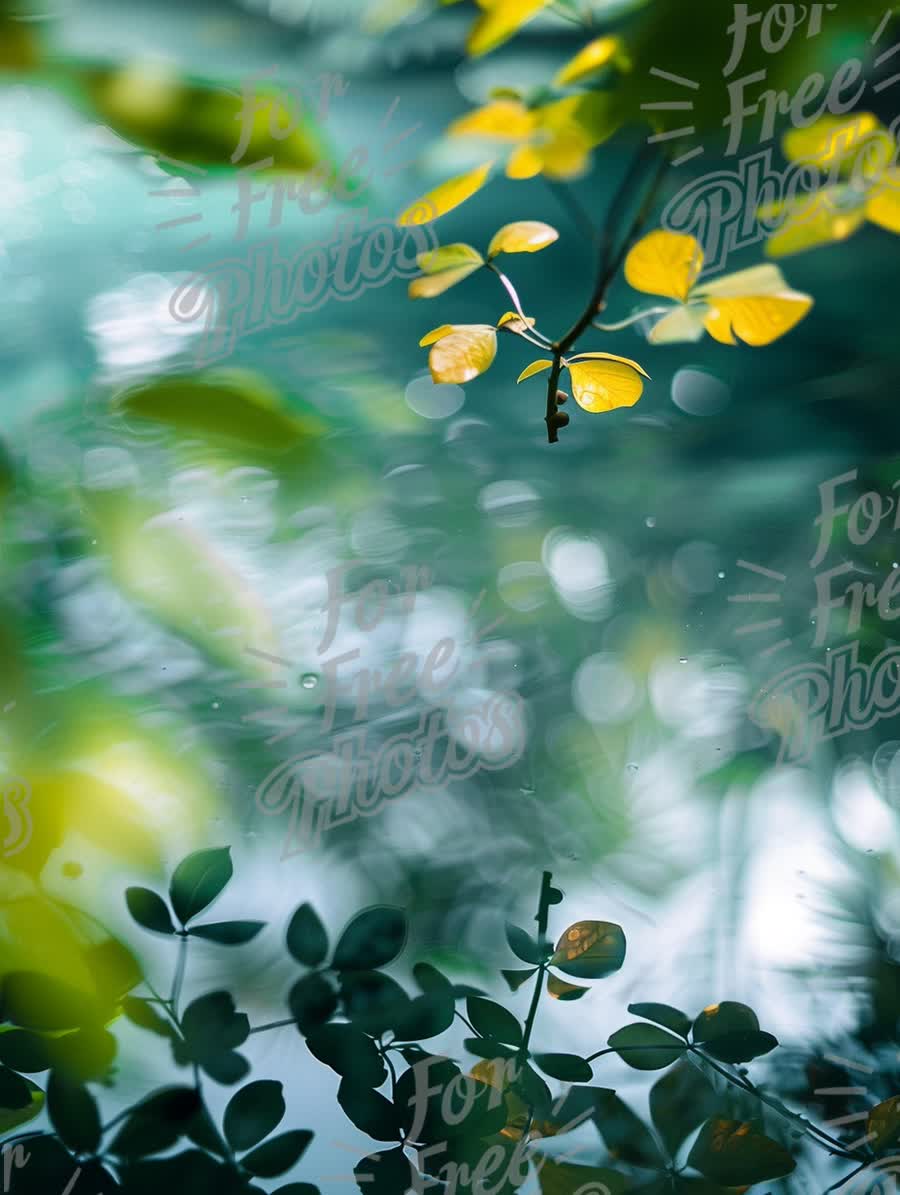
[248,1017,296,1035]
[170,932,189,1018]
[486,262,553,346]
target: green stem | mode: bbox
[170,932,189,1018]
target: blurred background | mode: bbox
[2,0,900,1190]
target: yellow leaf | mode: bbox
[417,243,484,273]
[568,351,650,379]
[866,168,900,233]
[427,325,498,383]
[467,0,550,56]
[419,324,455,347]
[506,145,545,180]
[567,360,646,413]
[449,99,536,140]
[782,112,882,170]
[763,190,866,256]
[488,220,559,256]
[693,263,789,299]
[554,36,620,87]
[397,161,493,225]
[647,305,706,344]
[625,230,704,302]
[497,311,536,328]
[702,292,812,346]
[547,973,590,1000]
[517,359,553,382]
[409,263,483,298]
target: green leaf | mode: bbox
[502,968,538,992]
[169,847,233,926]
[46,1028,117,1085]
[868,1096,900,1154]
[224,1080,286,1153]
[332,907,407,971]
[125,887,176,935]
[353,1148,413,1195]
[0,1029,51,1072]
[178,991,250,1085]
[466,996,523,1047]
[0,1065,31,1109]
[121,998,174,1038]
[594,1091,665,1169]
[110,1087,202,1158]
[2,973,101,1030]
[289,973,338,1036]
[608,1024,686,1071]
[417,243,484,273]
[699,1029,779,1064]
[340,971,410,1036]
[338,1078,402,1141]
[286,903,329,967]
[305,1023,386,1088]
[505,923,546,965]
[550,921,626,979]
[274,1187,321,1195]
[189,921,265,945]
[533,1053,593,1083]
[628,1003,691,1038]
[463,1037,518,1060]
[536,1156,628,1195]
[649,1060,718,1157]
[242,1130,313,1178]
[47,1072,101,1154]
[687,1118,796,1185]
[0,1077,44,1133]
[691,1002,777,1063]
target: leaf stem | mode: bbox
[593,306,672,332]
[485,262,553,346]
[248,1018,297,1036]
[171,931,189,1018]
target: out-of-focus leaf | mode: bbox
[554,36,622,86]
[0,1029,51,1072]
[353,1148,414,1195]
[305,1023,386,1088]
[122,998,174,1038]
[625,231,704,303]
[289,973,339,1035]
[190,921,265,945]
[535,1156,628,1195]
[242,1130,313,1178]
[594,1090,665,1169]
[649,1059,718,1156]
[0,1076,44,1133]
[286,903,329,968]
[110,1087,202,1158]
[467,0,550,56]
[0,1065,31,1110]
[338,1078,402,1141]
[47,1072,101,1154]
[224,1080,286,1153]
[398,161,493,225]
[868,1096,900,1154]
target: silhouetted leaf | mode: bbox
[699,1029,779,1064]
[333,907,407,971]
[628,1003,691,1038]
[533,1053,593,1083]
[0,1064,30,1109]
[502,968,538,992]
[47,1071,101,1154]
[126,887,175,935]
[536,1156,628,1195]
[305,1023,386,1088]
[340,970,410,1036]
[286,903,329,967]
[0,1077,44,1133]
[353,1147,414,1195]
[169,847,233,926]
[190,921,265,945]
[691,1002,776,1063]
[550,921,626,979]
[122,998,174,1039]
[0,1136,75,1193]
[274,1187,321,1195]
[110,1086,202,1157]
[868,1096,900,1154]
[338,1077,402,1141]
[466,997,522,1046]
[687,1118,796,1185]
[594,1091,665,1168]
[289,973,338,1035]
[0,1028,51,1072]
[117,1147,232,1195]
[179,992,249,1085]
[224,1080,286,1153]
[505,923,546,965]
[186,1103,230,1159]
[242,1130,313,1178]
[513,1063,554,1118]
[47,1027,117,1083]
[608,1024,687,1070]
[464,1037,518,1060]
[650,1060,718,1157]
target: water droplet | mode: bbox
[212,701,220,710]
[717,571,725,579]
[645,516,656,528]
[519,784,535,795]
[301,673,319,690]
[679,657,688,664]
[625,763,639,774]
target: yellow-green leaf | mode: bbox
[448,99,536,141]
[467,0,550,57]
[517,360,554,382]
[417,243,484,273]
[488,220,559,257]
[783,111,882,170]
[625,230,704,302]
[868,1096,900,1154]
[536,1157,628,1195]
[702,292,812,346]
[762,190,866,257]
[866,169,900,233]
[647,305,706,344]
[409,263,483,298]
[426,325,498,384]
[693,263,790,299]
[554,36,620,87]
[550,920,626,978]
[398,161,493,225]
